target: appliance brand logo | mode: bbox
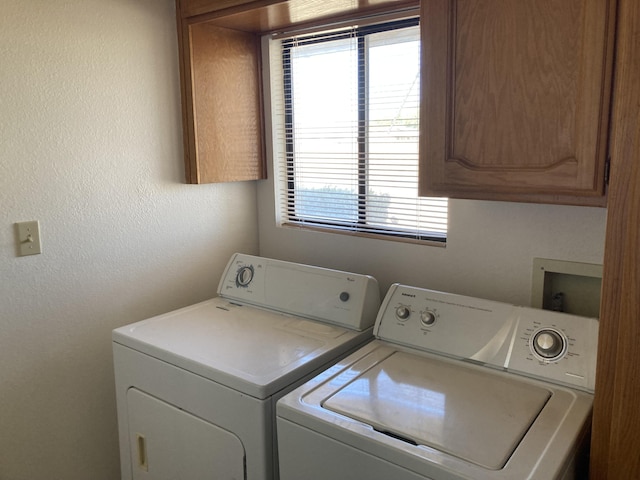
[401,293,416,298]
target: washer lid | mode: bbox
[322,351,551,470]
[113,298,366,399]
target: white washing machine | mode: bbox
[112,253,380,480]
[277,283,599,480]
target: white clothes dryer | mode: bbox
[112,253,380,480]
[277,284,598,480]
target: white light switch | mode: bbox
[16,221,42,256]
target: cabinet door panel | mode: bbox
[178,20,265,184]
[420,0,615,202]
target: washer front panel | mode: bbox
[323,351,550,469]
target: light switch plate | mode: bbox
[16,221,42,256]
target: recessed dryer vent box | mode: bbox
[531,258,602,318]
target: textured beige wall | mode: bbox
[0,1,259,479]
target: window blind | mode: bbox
[268,18,448,242]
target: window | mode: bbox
[268,17,448,242]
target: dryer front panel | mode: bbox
[127,388,245,480]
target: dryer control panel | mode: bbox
[217,253,380,331]
[375,284,598,392]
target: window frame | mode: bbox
[276,17,447,244]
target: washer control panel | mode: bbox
[217,253,380,331]
[375,284,519,366]
[375,284,599,392]
[508,307,598,391]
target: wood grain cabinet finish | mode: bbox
[180,0,262,18]
[419,0,616,205]
[176,2,265,184]
[590,0,640,477]
[175,0,418,184]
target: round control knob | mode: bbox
[339,291,350,302]
[395,305,411,321]
[533,329,566,360]
[420,310,437,327]
[236,266,254,287]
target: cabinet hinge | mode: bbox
[605,156,611,185]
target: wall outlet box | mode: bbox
[531,258,602,318]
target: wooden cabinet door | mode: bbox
[177,11,265,184]
[419,0,616,205]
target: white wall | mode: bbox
[0,1,258,479]
[258,179,607,307]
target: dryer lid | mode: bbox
[322,351,551,470]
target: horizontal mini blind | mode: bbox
[269,18,448,242]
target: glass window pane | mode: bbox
[367,26,422,231]
[291,38,359,222]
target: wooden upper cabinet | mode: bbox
[419,0,616,205]
[180,0,263,18]
[176,0,417,184]
[176,2,265,184]
[176,0,419,183]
